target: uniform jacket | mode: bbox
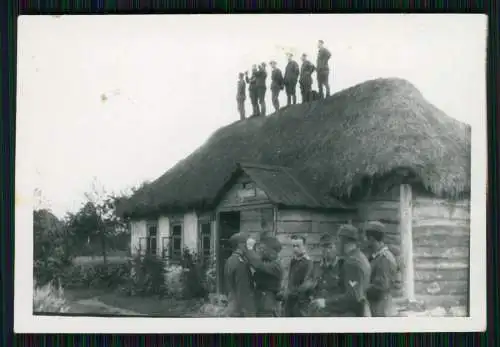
[245,71,257,91]
[299,60,316,85]
[244,249,283,294]
[309,258,343,299]
[244,249,283,316]
[327,248,371,316]
[255,68,268,90]
[236,79,246,100]
[316,47,332,71]
[287,254,314,299]
[270,68,285,91]
[284,60,300,84]
[367,245,398,317]
[224,249,256,316]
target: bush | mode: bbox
[60,261,131,290]
[179,248,209,299]
[33,280,70,313]
[120,253,168,297]
[164,264,184,298]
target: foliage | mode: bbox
[33,209,74,286]
[119,253,168,297]
[65,179,130,263]
[60,262,131,290]
[33,280,70,313]
[179,248,209,299]
[164,264,184,298]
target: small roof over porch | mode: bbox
[215,162,352,211]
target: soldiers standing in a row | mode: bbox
[236,40,332,120]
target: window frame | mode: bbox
[146,220,159,256]
[198,220,212,265]
[169,222,183,261]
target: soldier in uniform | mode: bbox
[363,221,398,317]
[283,235,314,317]
[299,53,316,103]
[255,62,268,116]
[324,224,372,317]
[308,233,344,316]
[245,65,259,117]
[316,39,332,99]
[244,235,283,317]
[236,72,246,120]
[223,232,256,317]
[284,52,300,106]
[269,60,284,112]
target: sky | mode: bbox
[17,14,487,218]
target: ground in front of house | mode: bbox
[62,289,206,317]
[58,289,467,318]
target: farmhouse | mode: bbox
[121,77,471,307]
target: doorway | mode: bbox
[217,211,241,294]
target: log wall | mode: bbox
[355,185,403,297]
[276,209,356,288]
[412,196,470,307]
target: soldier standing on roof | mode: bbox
[223,232,256,317]
[282,235,314,317]
[244,235,284,317]
[316,40,332,99]
[299,53,316,103]
[245,65,259,117]
[236,72,246,121]
[363,221,398,317]
[255,62,268,116]
[318,224,372,317]
[269,60,284,113]
[284,52,300,106]
[307,233,344,316]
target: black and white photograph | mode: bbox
[15,14,486,333]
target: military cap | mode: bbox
[337,224,359,241]
[286,52,293,57]
[229,232,249,247]
[363,221,386,240]
[269,60,277,65]
[260,235,282,252]
[319,232,335,246]
[363,221,386,234]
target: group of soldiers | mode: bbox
[224,221,399,317]
[236,40,332,120]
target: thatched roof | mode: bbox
[122,77,471,218]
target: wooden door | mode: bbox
[217,211,241,293]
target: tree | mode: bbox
[66,178,129,265]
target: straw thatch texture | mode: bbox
[122,78,470,218]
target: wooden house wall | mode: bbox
[217,173,271,210]
[130,220,147,255]
[412,194,470,307]
[275,209,357,288]
[355,185,403,297]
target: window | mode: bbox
[146,222,158,256]
[170,224,183,261]
[198,222,212,264]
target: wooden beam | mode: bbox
[400,184,415,301]
[215,212,221,295]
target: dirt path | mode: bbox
[68,297,145,316]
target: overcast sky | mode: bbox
[17,14,487,218]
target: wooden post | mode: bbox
[215,212,221,294]
[400,184,415,302]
